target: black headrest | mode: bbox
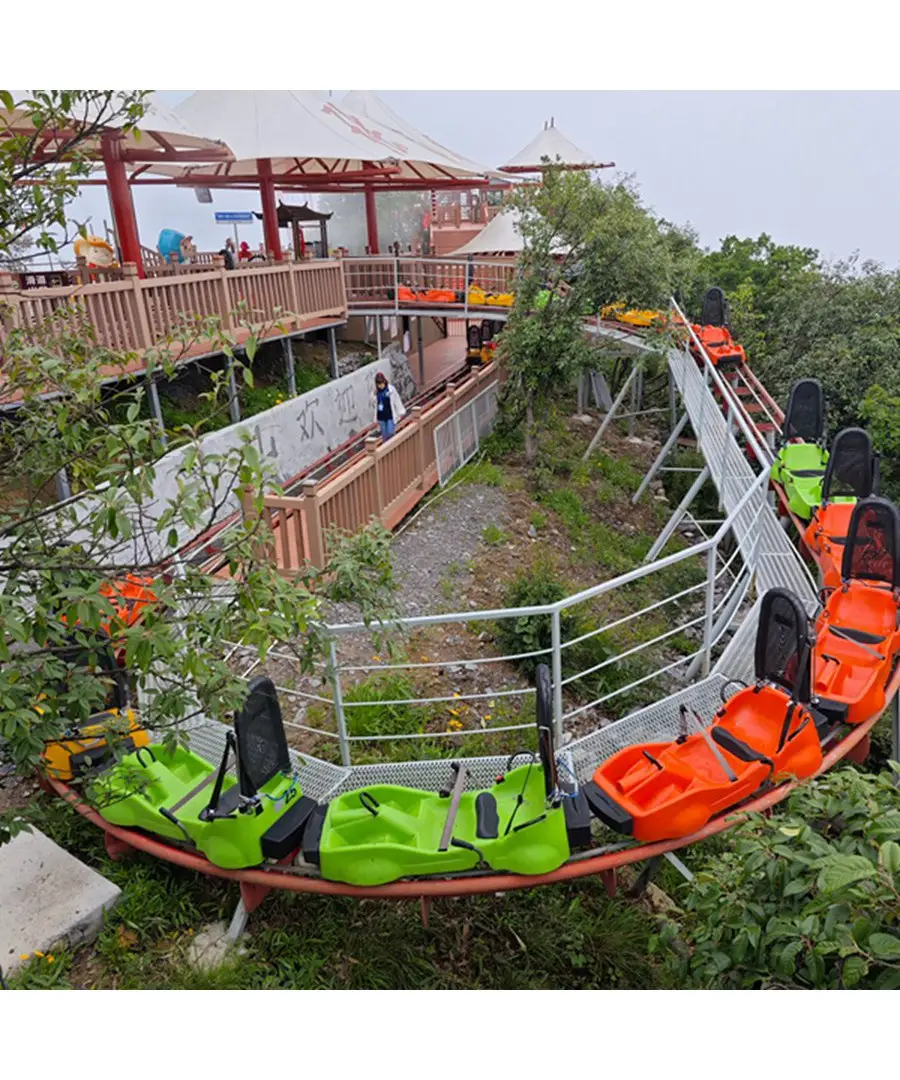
[234,676,290,797]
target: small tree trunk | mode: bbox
[525,393,536,465]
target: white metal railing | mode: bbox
[434,381,501,484]
[666,296,816,605]
[218,467,767,768]
[342,255,517,322]
[161,293,822,794]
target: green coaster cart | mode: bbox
[96,676,318,870]
[302,665,592,887]
[771,378,828,518]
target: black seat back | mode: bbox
[753,588,812,704]
[55,630,129,711]
[782,378,825,444]
[699,286,729,328]
[535,663,559,798]
[480,319,494,343]
[841,496,900,588]
[234,676,290,798]
[466,324,482,352]
[822,427,877,503]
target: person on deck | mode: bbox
[371,371,406,441]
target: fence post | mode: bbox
[285,261,301,315]
[551,608,564,744]
[329,638,351,767]
[216,264,234,332]
[122,262,152,350]
[411,405,426,488]
[0,270,22,329]
[239,484,275,565]
[701,544,718,676]
[366,436,384,520]
[300,478,326,568]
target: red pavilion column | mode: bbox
[364,184,379,254]
[258,158,283,260]
[100,132,144,277]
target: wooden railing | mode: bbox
[342,256,518,309]
[1,260,348,368]
[432,203,502,228]
[257,362,499,574]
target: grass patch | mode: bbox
[482,523,509,546]
[341,672,428,741]
[458,460,504,488]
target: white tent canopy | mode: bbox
[452,209,525,255]
[500,119,610,173]
[452,207,569,257]
[338,90,504,181]
[148,90,499,184]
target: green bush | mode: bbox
[493,559,614,698]
[656,766,900,989]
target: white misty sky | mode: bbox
[65,91,900,266]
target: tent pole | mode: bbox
[258,158,282,260]
[364,185,379,254]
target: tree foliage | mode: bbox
[500,169,676,461]
[0,94,395,845]
[655,766,900,989]
[0,90,149,259]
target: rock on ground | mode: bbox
[184,920,244,971]
[0,827,121,974]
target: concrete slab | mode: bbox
[0,827,121,974]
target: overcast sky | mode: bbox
[65,91,900,266]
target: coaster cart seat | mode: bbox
[96,676,317,870]
[396,286,458,305]
[467,284,514,308]
[803,428,880,589]
[302,665,591,887]
[465,323,484,369]
[771,378,828,518]
[41,632,148,781]
[813,497,900,725]
[582,588,823,844]
[688,287,746,371]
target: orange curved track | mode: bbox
[47,712,875,899]
[45,331,888,901]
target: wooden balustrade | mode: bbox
[1,260,348,374]
[258,363,499,574]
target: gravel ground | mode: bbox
[326,482,511,623]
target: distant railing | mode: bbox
[0,259,348,372]
[254,363,500,573]
[432,203,502,228]
[342,256,517,315]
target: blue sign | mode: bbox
[214,211,255,223]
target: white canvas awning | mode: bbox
[500,119,612,173]
[146,90,500,186]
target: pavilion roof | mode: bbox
[144,90,503,188]
[500,119,612,173]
